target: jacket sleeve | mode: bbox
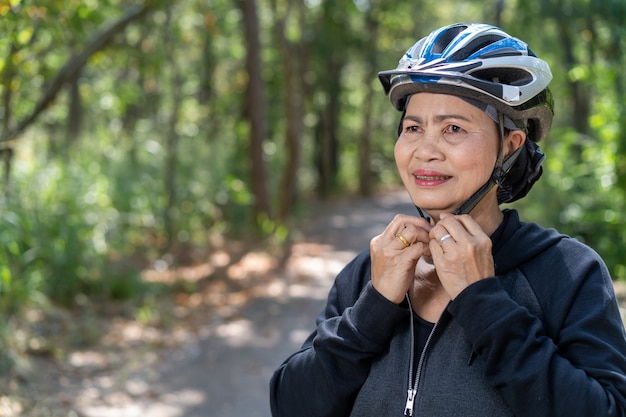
[269,251,406,417]
[448,241,626,417]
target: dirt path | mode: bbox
[0,190,415,417]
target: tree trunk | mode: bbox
[66,71,82,144]
[197,14,217,106]
[0,43,17,193]
[492,0,506,27]
[271,0,304,221]
[1,148,13,196]
[611,30,626,193]
[163,10,181,251]
[557,22,591,135]
[314,55,342,199]
[313,2,345,198]
[358,13,378,197]
[318,59,341,198]
[237,0,272,224]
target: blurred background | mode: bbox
[1,0,625,415]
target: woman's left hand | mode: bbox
[429,212,495,300]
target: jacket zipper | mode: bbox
[404,294,442,416]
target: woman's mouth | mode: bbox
[412,170,451,186]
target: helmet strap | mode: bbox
[453,111,523,215]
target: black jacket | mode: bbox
[270,210,626,416]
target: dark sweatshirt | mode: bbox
[270,210,626,416]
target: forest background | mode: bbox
[1,0,625,376]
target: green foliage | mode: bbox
[505,0,626,280]
[0,140,143,308]
[513,124,626,280]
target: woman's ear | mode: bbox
[505,130,527,158]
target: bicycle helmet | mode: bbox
[378,23,553,214]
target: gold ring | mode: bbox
[396,233,410,248]
[439,233,452,245]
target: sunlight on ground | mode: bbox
[69,351,109,369]
[215,319,255,347]
[227,252,277,280]
[0,396,23,417]
[80,388,205,417]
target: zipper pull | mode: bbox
[404,388,416,416]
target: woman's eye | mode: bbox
[445,124,464,134]
[404,125,419,133]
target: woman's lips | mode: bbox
[412,169,451,186]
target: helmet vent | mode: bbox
[471,68,534,86]
[479,48,525,59]
[432,25,466,54]
[452,35,506,61]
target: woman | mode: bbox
[269,23,626,417]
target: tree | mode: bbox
[237,0,272,225]
[357,10,379,197]
[269,0,307,220]
[311,0,355,198]
[0,3,152,188]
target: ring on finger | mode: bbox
[439,233,452,245]
[396,233,410,248]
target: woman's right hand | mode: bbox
[370,214,433,304]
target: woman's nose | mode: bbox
[412,132,444,160]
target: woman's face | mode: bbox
[394,93,502,218]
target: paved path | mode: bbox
[75,190,416,417]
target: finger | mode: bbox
[384,214,432,246]
[432,215,493,262]
[438,233,454,246]
[385,214,432,235]
[395,232,411,248]
[401,223,432,245]
[438,213,487,240]
[431,214,469,244]
[443,213,486,238]
[430,221,457,246]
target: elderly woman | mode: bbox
[269,23,626,416]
